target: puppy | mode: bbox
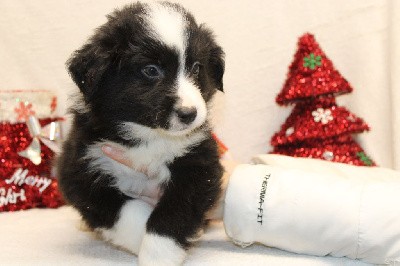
[57,2,224,265]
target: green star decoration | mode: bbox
[303,53,322,70]
[357,152,373,166]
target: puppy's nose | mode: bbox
[175,107,197,125]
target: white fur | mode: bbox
[139,233,186,266]
[85,143,151,198]
[69,92,91,114]
[171,76,208,133]
[100,200,153,254]
[145,3,208,134]
[168,75,208,134]
[84,122,206,196]
[146,2,187,61]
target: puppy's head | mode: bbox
[68,2,224,136]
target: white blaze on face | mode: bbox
[146,3,207,134]
[146,3,187,63]
[174,76,207,129]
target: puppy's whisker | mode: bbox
[155,110,162,123]
[165,92,177,98]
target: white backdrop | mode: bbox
[1,0,399,169]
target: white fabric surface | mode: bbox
[224,155,400,264]
[0,0,399,169]
[0,206,370,266]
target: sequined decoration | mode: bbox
[285,127,294,136]
[50,96,57,113]
[322,151,334,161]
[270,33,376,167]
[0,118,64,211]
[303,53,322,70]
[271,97,370,146]
[312,108,333,124]
[276,33,353,105]
[272,136,376,166]
[14,101,36,121]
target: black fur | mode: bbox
[57,1,224,253]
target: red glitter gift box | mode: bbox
[0,90,64,211]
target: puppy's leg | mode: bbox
[101,199,153,254]
[138,176,221,265]
[139,205,188,266]
[139,232,187,266]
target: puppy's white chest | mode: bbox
[125,137,189,182]
[85,128,206,197]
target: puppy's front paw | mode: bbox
[138,233,186,266]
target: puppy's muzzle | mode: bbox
[175,106,197,125]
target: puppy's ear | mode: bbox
[66,42,110,100]
[209,45,225,92]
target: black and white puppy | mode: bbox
[57,1,224,265]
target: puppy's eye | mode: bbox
[191,62,201,77]
[141,65,164,79]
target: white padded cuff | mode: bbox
[223,161,400,264]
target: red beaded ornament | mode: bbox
[270,33,376,166]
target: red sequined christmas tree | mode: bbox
[270,33,376,166]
